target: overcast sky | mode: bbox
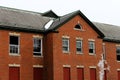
[0,0,120,26]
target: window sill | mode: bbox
[63,51,70,54]
[9,53,20,56]
[74,28,85,31]
[117,61,120,63]
[89,53,96,56]
[33,55,43,58]
[76,52,83,55]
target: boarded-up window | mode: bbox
[77,68,84,80]
[104,70,107,80]
[33,68,43,80]
[118,71,120,80]
[63,67,70,80]
[90,68,96,80]
[9,67,20,80]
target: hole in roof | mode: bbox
[44,19,54,29]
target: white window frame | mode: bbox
[89,41,95,54]
[9,35,20,55]
[76,40,82,54]
[116,46,120,61]
[33,38,42,56]
[62,38,70,53]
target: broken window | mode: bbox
[10,36,19,54]
[33,38,42,56]
[116,46,120,61]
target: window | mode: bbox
[63,67,71,80]
[76,40,82,53]
[62,38,69,52]
[74,24,82,30]
[10,36,19,54]
[102,44,106,60]
[33,38,42,56]
[9,67,20,80]
[118,71,120,80]
[33,68,43,80]
[90,68,96,80]
[116,46,120,61]
[77,68,84,80]
[89,41,95,54]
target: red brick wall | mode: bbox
[50,15,103,80]
[104,42,118,80]
[43,33,54,80]
[0,30,43,80]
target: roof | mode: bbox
[42,10,59,18]
[0,6,50,33]
[0,6,120,43]
[93,22,120,43]
[48,10,105,38]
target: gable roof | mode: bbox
[93,22,120,43]
[42,10,59,18]
[0,6,50,33]
[0,6,120,43]
[47,10,105,38]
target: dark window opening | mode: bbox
[33,38,42,56]
[10,36,18,45]
[74,24,82,30]
[89,49,94,53]
[116,46,120,61]
[10,36,19,54]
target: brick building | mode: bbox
[0,6,120,80]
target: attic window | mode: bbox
[74,24,82,30]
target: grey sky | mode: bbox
[0,0,120,26]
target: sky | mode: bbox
[0,0,120,26]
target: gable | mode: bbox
[57,15,101,38]
[48,10,104,38]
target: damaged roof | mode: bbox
[0,6,50,32]
[0,6,120,43]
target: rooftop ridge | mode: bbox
[93,21,120,27]
[0,6,42,15]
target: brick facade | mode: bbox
[0,6,120,80]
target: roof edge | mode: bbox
[49,10,105,38]
[0,25,44,33]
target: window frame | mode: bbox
[33,38,42,56]
[88,41,95,54]
[76,40,82,54]
[62,38,70,53]
[116,46,120,61]
[9,35,20,55]
[74,24,82,30]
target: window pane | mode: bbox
[62,38,69,52]
[76,40,82,52]
[116,47,120,54]
[89,41,95,53]
[33,38,42,56]
[10,36,19,45]
[10,36,19,54]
